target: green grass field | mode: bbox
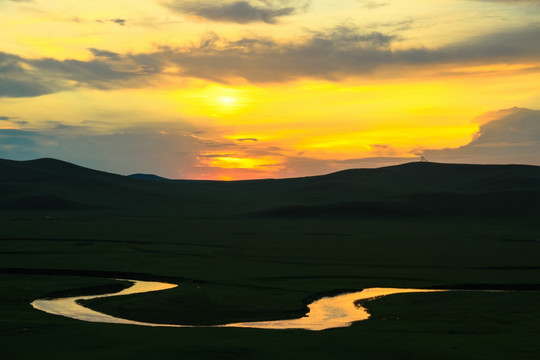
[1,159,539,359]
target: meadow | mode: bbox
[1,158,539,359]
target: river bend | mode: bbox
[31,280,443,331]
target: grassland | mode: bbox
[1,158,539,359]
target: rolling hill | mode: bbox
[1,158,539,218]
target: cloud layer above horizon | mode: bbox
[1,0,540,179]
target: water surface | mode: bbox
[31,280,444,331]
[32,280,181,327]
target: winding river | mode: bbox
[31,279,444,331]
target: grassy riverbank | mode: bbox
[1,159,539,359]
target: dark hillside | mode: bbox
[129,174,172,182]
[1,158,539,218]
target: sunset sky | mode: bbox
[1,0,540,179]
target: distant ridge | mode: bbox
[129,173,172,182]
[1,157,539,218]
[0,157,124,181]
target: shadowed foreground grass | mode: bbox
[1,215,539,359]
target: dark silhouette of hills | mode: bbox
[1,158,539,218]
[129,173,172,182]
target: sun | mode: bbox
[218,96,237,106]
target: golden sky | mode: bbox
[1,0,540,179]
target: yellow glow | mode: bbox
[0,121,19,130]
[171,84,251,118]
[199,155,282,170]
[218,96,237,106]
[295,124,480,159]
[219,175,235,181]
[2,0,540,180]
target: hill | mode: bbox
[1,158,539,218]
[129,173,172,182]
[1,158,540,360]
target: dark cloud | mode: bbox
[421,108,540,165]
[96,18,127,26]
[167,0,306,24]
[435,27,540,63]
[0,116,27,125]
[110,18,126,26]
[470,0,540,3]
[0,128,36,137]
[126,24,540,83]
[236,138,259,142]
[0,77,58,97]
[0,52,63,97]
[88,48,121,60]
[2,24,540,96]
[138,26,396,83]
[26,50,158,90]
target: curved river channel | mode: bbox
[31,280,444,331]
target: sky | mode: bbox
[1,0,540,180]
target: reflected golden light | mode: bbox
[226,288,445,331]
[32,281,446,331]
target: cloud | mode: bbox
[0,115,27,126]
[0,52,63,97]
[421,108,540,165]
[0,25,397,96]
[358,1,388,9]
[2,23,540,96]
[469,0,540,3]
[198,153,236,158]
[437,27,540,63]
[4,107,538,179]
[166,0,307,24]
[140,25,397,82]
[129,25,540,83]
[110,18,126,26]
[96,18,128,26]
[88,48,121,60]
[236,138,259,142]
[26,49,159,90]
[470,108,540,145]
